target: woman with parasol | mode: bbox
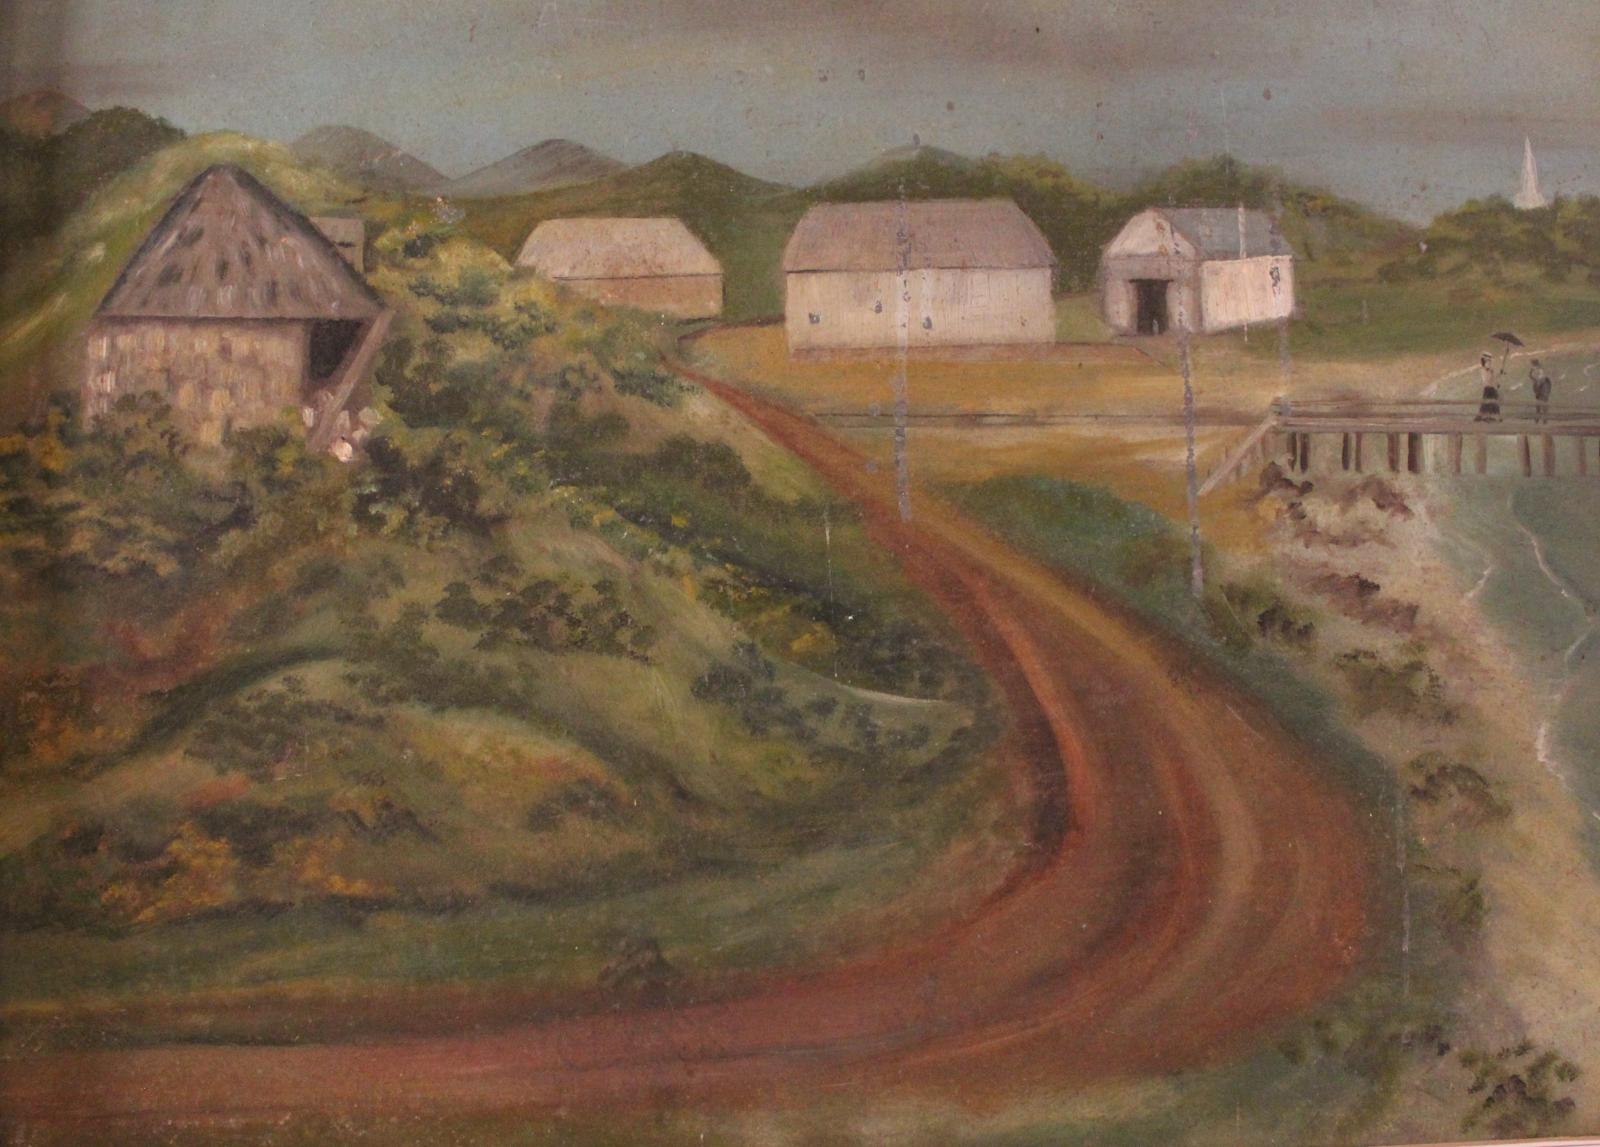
[1474,352,1502,422]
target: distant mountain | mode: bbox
[441,139,626,198]
[0,90,90,137]
[291,125,445,193]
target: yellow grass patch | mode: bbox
[690,322,1284,550]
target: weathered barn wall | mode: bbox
[1198,255,1294,332]
[84,319,308,445]
[785,267,1054,351]
[558,274,722,319]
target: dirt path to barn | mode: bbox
[0,342,1376,1130]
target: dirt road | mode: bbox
[0,351,1375,1128]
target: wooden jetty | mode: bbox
[1201,398,1600,494]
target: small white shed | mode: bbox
[1100,207,1294,335]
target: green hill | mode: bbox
[0,133,1008,1033]
[0,106,185,281]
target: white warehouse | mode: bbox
[781,199,1057,353]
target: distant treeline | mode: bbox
[1380,195,1600,285]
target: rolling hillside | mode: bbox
[0,129,1010,1023]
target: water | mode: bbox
[1439,479,1600,867]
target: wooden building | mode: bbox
[1100,207,1294,335]
[780,199,1056,353]
[515,217,722,319]
[84,164,390,450]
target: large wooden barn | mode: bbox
[515,217,722,319]
[84,165,390,450]
[1100,207,1294,335]
[781,199,1056,353]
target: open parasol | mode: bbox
[1490,330,1524,374]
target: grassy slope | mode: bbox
[0,138,1019,1022]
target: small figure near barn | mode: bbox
[1529,358,1553,423]
[516,217,722,319]
[83,164,390,454]
[1100,207,1294,335]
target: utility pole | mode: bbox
[891,187,913,521]
[1176,300,1204,598]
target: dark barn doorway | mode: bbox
[1132,279,1170,334]
[308,319,365,383]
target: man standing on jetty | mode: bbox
[1529,359,1553,423]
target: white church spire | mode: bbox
[1514,136,1548,210]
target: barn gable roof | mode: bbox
[1116,207,1292,260]
[782,199,1056,273]
[515,217,720,279]
[96,165,383,321]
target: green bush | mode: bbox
[1335,647,1455,722]
[612,365,692,407]
[1460,1042,1581,1139]
[187,676,382,782]
[1406,752,1511,824]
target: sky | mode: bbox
[4,0,1599,220]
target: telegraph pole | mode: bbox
[891,187,913,521]
[1176,300,1204,598]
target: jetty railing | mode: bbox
[1201,397,1600,492]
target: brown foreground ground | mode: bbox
[0,347,1376,1132]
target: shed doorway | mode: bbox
[1132,279,1170,335]
[308,319,365,384]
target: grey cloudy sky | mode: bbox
[5,0,1599,219]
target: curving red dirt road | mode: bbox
[1,348,1375,1129]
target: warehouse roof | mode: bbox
[782,199,1055,273]
[515,217,720,279]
